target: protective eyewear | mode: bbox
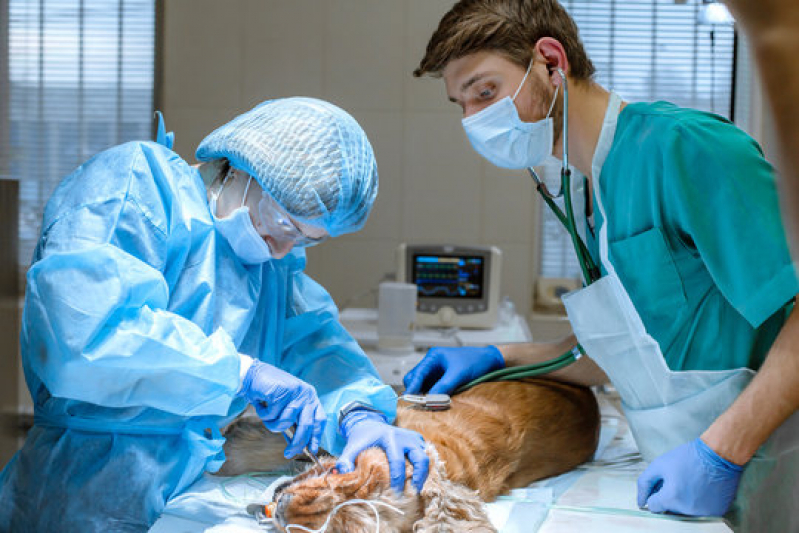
[257,190,327,249]
[217,168,327,250]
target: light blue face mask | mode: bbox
[210,172,273,265]
[462,61,559,169]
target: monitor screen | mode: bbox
[412,254,484,299]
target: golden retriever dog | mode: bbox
[220,378,600,532]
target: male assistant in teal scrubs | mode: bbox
[403,1,799,531]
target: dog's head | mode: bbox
[271,446,496,533]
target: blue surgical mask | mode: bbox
[210,173,273,265]
[462,61,559,169]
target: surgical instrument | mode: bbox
[283,426,325,470]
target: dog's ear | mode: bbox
[414,446,497,533]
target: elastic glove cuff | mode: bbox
[695,438,744,473]
[235,354,255,397]
[340,409,388,440]
[236,358,261,399]
[486,345,506,370]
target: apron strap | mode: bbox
[591,93,623,277]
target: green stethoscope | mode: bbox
[528,68,601,287]
[455,69,600,395]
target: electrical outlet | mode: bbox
[534,277,581,310]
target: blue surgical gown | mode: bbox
[586,102,798,372]
[0,141,396,532]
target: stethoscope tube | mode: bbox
[530,68,600,286]
[454,345,586,394]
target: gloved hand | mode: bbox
[336,410,430,493]
[237,360,327,459]
[403,345,505,395]
[637,438,744,516]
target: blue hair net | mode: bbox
[196,97,378,237]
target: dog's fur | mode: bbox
[220,378,600,532]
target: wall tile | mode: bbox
[492,242,534,318]
[305,237,400,309]
[348,110,404,241]
[162,0,245,110]
[404,0,457,112]
[403,111,484,242]
[480,164,536,245]
[324,0,405,111]
[241,0,325,104]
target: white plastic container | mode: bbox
[377,282,417,354]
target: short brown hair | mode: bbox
[414,0,595,81]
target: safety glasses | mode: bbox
[217,167,328,250]
[256,187,327,249]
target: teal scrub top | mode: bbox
[587,101,798,372]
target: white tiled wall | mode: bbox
[162,0,541,316]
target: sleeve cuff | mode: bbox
[740,262,799,327]
[337,400,384,427]
[236,354,255,395]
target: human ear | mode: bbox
[533,37,570,86]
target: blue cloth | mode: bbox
[196,97,378,238]
[0,141,395,532]
[586,102,798,372]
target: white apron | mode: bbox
[562,92,799,532]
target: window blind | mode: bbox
[539,0,736,281]
[3,0,156,279]
[1,0,9,188]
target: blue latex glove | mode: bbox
[336,410,430,493]
[237,360,327,459]
[403,345,505,395]
[637,438,744,516]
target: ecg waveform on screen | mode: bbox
[414,255,483,299]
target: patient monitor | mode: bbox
[397,244,501,329]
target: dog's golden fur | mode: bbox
[220,378,600,532]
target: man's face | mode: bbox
[442,50,564,149]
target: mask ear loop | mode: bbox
[240,173,254,208]
[545,83,560,120]
[512,59,559,121]
[524,66,565,199]
[512,60,534,101]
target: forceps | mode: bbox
[283,425,324,470]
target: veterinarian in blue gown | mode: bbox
[404,1,799,531]
[0,97,428,533]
